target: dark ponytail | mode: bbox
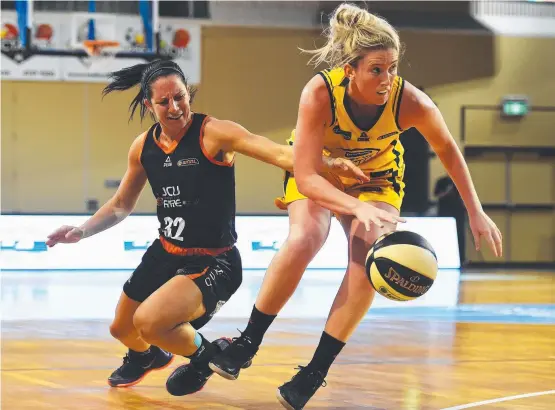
[102,59,197,122]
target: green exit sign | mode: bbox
[501,96,529,118]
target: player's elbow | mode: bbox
[295,172,318,197]
[434,138,459,163]
[111,194,134,217]
[277,149,293,172]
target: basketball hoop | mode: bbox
[80,40,120,71]
[83,40,120,56]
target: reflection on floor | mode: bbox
[1,269,554,410]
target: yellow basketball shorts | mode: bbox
[274,165,406,212]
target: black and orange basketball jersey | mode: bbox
[139,113,237,249]
[288,67,406,184]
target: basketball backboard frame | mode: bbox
[1,0,167,63]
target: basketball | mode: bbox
[173,29,190,48]
[365,231,438,302]
[36,24,53,41]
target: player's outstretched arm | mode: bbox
[46,134,148,247]
[403,82,502,257]
[204,117,368,182]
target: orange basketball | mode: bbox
[173,29,190,48]
[36,24,53,41]
[1,23,18,40]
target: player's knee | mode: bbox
[109,320,132,341]
[351,225,393,266]
[132,310,161,343]
[287,223,328,257]
[348,263,374,291]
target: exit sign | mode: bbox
[501,96,529,118]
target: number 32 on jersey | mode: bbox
[163,217,185,241]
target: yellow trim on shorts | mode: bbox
[274,174,404,212]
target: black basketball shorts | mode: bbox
[123,239,243,329]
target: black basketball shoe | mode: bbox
[108,345,174,387]
[166,337,244,396]
[208,331,257,380]
[276,365,327,410]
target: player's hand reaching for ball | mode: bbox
[46,225,85,247]
[325,157,370,183]
[353,202,406,231]
[469,210,503,257]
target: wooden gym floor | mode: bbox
[2,270,554,410]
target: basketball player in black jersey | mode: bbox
[45,59,367,396]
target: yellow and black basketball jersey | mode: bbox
[288,67,405,175]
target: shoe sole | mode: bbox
[276,388,296,410]
[208,362,238,380]
[208,358,253,381]
[107,354,176,388]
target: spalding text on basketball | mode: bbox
[384,268,431,295]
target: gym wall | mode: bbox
[2,27,553,263]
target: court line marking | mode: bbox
[441,390,555,409]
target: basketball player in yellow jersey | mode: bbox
[210,4,503,409]
[277,68,407,212]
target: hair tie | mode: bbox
[141,66,185,96]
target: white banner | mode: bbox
[0,215,460,271]
[0,11,64,81]
[1,12,201,83]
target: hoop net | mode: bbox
[81,40,120,69]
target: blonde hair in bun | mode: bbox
[303,3,401,68]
